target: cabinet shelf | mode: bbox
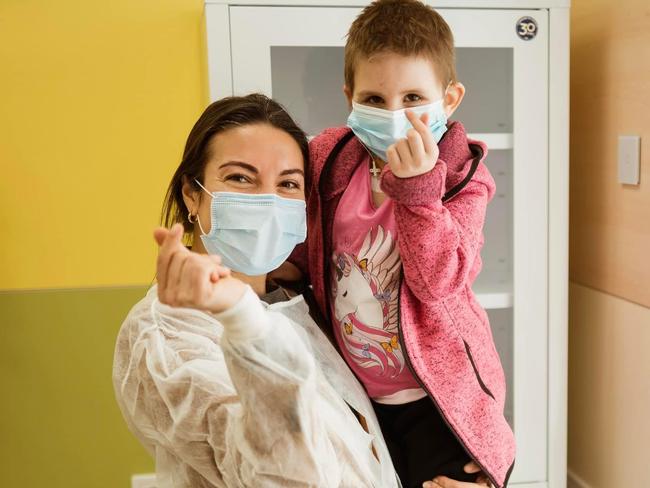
[474,284,514,310]
[467,133,513,150]
[473,272,513,309]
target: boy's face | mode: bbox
[344,51,464,116]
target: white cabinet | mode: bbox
[205,2,569,487]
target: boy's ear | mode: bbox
[343,84,353,110]
[443,82,466,117]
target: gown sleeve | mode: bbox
[113,286,349,487]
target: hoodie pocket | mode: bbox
[463,339,496,401]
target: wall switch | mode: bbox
[131,473,156,488]
[618,135,641,185]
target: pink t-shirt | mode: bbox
[330,161,427,404]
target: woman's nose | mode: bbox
[257,182,281,195]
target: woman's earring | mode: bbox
[189,210,208,236]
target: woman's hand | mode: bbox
[423,462,492,488]
[154,223,245,314]
[386,110,440,179]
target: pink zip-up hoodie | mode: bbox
[289,121,516,488]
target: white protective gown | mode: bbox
[113,284,401,488]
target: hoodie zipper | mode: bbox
[396,274,503,488]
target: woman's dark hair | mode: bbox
[161,93,310,234]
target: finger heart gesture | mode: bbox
[154,223,243,314]
[386,110,440,179]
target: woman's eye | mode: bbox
[405,93,422,102]
[365,96,384,105]
[280,180,301,190]
[225,174,252,184]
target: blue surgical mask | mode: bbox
[194,180,307,276]
[346,99,448,161]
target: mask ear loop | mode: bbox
[188,211,208,236]
[194,178,213,195]
[190,178,213,236]
[442,79,454,112]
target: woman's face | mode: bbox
[182,123,306,250]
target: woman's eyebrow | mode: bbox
[219,161,258,173]
[279,169,304,177]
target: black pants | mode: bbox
[371,396,477,488]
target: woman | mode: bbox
[113,94,490,488]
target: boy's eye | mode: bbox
[404,93,422,103]
[365,95,384,105]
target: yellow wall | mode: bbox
[0,0,209,290]
[0,1,210,486]
[569,0,650,486]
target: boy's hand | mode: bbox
[386,110,440,179]
[422,461,492,488]
[154,224,244,314]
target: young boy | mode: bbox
[281,1,516,487]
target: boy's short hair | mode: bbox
[344,0,457,92]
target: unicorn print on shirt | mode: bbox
[332,225,404,378]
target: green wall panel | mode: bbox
[0,286,154,487]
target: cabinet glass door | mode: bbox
[225,5,548,484]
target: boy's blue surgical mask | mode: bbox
[346,99,448,162]
[194,180,307,276]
